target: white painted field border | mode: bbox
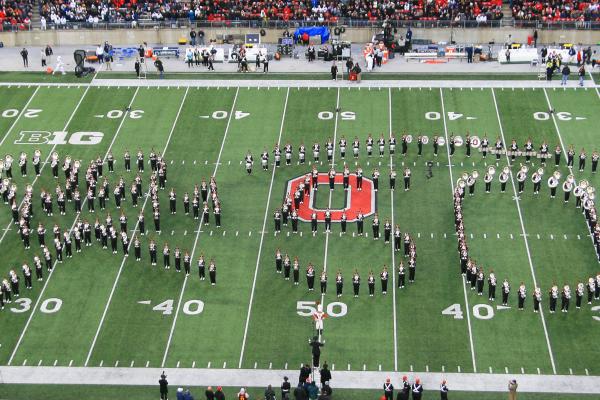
[388,87,398,372]
[84,87,190,366]
[238,88,290,368]
[7,86,140,365]
[161,87,240,368]
[491,88,557,375]
[320,88,341,316]
[0,86,95,248]
[0,85,40,148]
[439,88,477,373]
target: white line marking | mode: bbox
[442,365,445,372]
[0,86,40,148]
[176,361,180,368]
[489,367,493,373]
[569,368,573,375]
[363,364,366,371]
[521,367,525,374]
[115,361,119,367]
[440,88,477,373]
[493,88,556,374]
[22,359,27,366]
[458,366,461,372]
[585,368,589,376]
[85,87,190,367]
[388,88,399,371]
[254,362,258,369]
[8,86,138,366]
[146,361,149,368]
[223,362,227,369]
[537,368,541,375]
[99,360,103,367]
[284,363,288,370]
[410,365,413,372]
[347,364,350,371]
[37,360,42,366]
[53,360,57,366]
[426,365,429,372]
[505,367,509,374]
[269,362,272,369]
[162,88,240,368]
[239,88,290,368]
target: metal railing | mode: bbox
[2,17,600,32]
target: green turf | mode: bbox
[0,84,598,382]
[0,71,94,83]
[5,384,600,400]
[313,186,347,210]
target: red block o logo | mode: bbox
[285,173,377,222]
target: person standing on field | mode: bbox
[508,379,518,400]
[159,373,168,400]
[20,48,29,67]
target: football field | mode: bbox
[0,81,600,382]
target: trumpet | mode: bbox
[488,165,496,175]
[472,170,479,180]
[553,170,562,180]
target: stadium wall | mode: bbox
[1,27,600,47]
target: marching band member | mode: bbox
[576,281,584,309]
[548,171,560,198]
[389,168,396,191]
[499,166,509,193]
[336,270,343,297]
[403,168,411,191]
[372,168,380,192]
[484,167,494,193]
[368,270,375,297]
[19,152,27,177]
[509,139,518,162]
[320,270,327,294]
[284,142,292,166]
[372,213,379,240]
[326,137,334,162]
[539,141,548,166]
[488,270,497,301]
[352,269,360,297]
[533,287,542,313]
[501,279,510,306]
[273,143,281,167]
[298,142,306,164]
[465,133,471,157]
[394,225,401,252]
[378,135,385,157]
[476,268,484,295]
[554,145,561,167]
[356,166,363,191]
[524,138,533,163]
[293,257,300,285]
[402,133,409,156]
[340,211,347,235]
[495,137,503,161]
[339,135,347,158]
[532,168,542,195]
[352,136,360,159]
[549,283,559,313]
[592,150,599,173]
[397,261,405,288]
[563,175,574,203]
[567,145,575,167]
[244,151,253,175]
[380,265,388,294]
[516,165,527,193]
[579,148,586,172]
[561,284,571,313]
[466,172,476,196]
[481,135,489,158]
[312,142,320,163]
[261,149,269,171]
[433,135,439,157]
[306,263,315,291]
[587,277,596,304]
[208,258,216,285]
[389,133,396,155]
[518,282,526,310]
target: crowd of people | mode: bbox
[512,0,600,22]
[0,0,33,28]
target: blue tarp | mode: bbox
[294,27,330,44]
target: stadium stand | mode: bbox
[0,0,33,29]
[511,0,600,21]
[34,0,505,25]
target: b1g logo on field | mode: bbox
[285,173,376,222]
[15,131,104,145]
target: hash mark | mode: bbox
[410,365,413,372]
[269,362,272,369]
[470,233,473,239]
[254,362,258,369]
[223,231,226,236]
[236,231,239,236]
[347,364,350,371]
[483,233,486,239]
[510,234,513,239]
[115,361,119,367]
[223,362,227,368]
[564,234,567,240]
[53,360,58,366]
[378,364,382,371]
[431,233,434,239]
[442,365,445,372]
[444,233,447,238]
[585,368,589,376]
[497,233,500,239]
[210,231,213,236]
[489,366,493,373]
[22,359,27,366]
[457,366,461,372]
[505,367,508,374]
[569,368,573,375]
[417,233,420,238]
[521,367,524,374]
[248,231,251,237]
[99,360,103,367]
[130,361,135,367]
[550,234,554,240]
[363,364,366,371]
[69,360,73,367]
[285,363,288,369]
[176,361,180,368]
[425,365,429,372]
[578,235,581,240]
[146,361,150,367]
[332,364,335,371]
[537,234,540,239]
[537,368,541,375]
[38,360,42,366]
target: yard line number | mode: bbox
[533,111,586,121]
[104,109,144,119]
[442,303,495,320]
[199,111,250,120]
[9,297,62,314]
[296,301,347,317]
[1,109,42,118]
[318,111,355,120]
[147,299,205,315]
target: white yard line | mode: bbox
[1,366,598,393]
[0,85,40,148]
[320,88,340,314]
[161,87,240,368]
[492,88,557,375]
[8,86,140,365]
[439,88,477,373]
[84,87,189,366]
[387,88,398,372]
[0,86,94,247]
[238,88,290,368]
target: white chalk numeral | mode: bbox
[40,298,62,314]
[182,300,205,315]
[472,303,494,320]
[447,112,463,121]
[2,109,19,118]
[441,303,464,319]
[556,112,572,121]
[153,299,174,315]
[340,111,356,120]
[533,112,550,120]
[129,110,144,119]
[10,297,32,313]
[235,111,250,120]
[212,110,228,119]
[24,109,42,118]
[318,111,333,120]
[296,301,347,317]
[2,109,41,118]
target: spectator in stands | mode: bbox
[20,48,28,67]
[505,48,511,63]
[533,29,538,47]
[40,15,46,30]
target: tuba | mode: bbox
[537,167,544,176]
[499,166,510,183]
[457,178,466,189]
[553,170,562,180]
[574,184,584,197]
[462,172,469,181]
[562,179,573,192]
[26,184,33,195]
[472,170,479,180]
[548,175,559,188]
